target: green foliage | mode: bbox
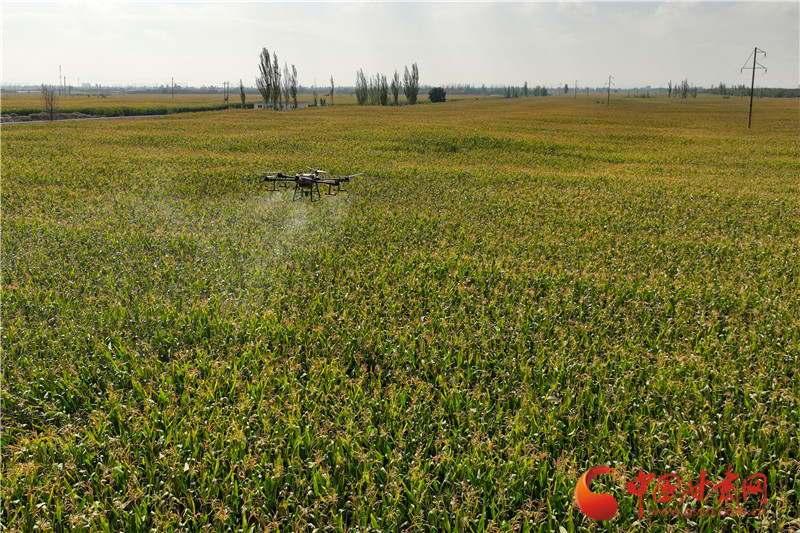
[404,63,419,105]
[531,86,548,97]
[255,48,283,110]
[378,74,388,106]
[290,65,298,109]
[428,87,447,103]
[391,70,401,105]
[2,98,799,531]
[358,72,389,106]
[355,69,368,105]
[681,78,690,99]
[255,47,273,105]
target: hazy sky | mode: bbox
[2,1,798,89]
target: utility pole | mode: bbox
[607,75,614,105]
[741,47,766,128]
[172,77,175,99]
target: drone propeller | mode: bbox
[307,167,328,174]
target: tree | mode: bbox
[41,84,57,121]
[255,48,282,109]
[428,87,446,103]
[290,65,298,109]
[667,80,673,99]
[523,81,529,97]
[282,63,291,109]
[378,74,388,106]
[391,70,400,105]
[256,48,273,107]
[330,76,335,105]
[239,79,246,107]
[564,83,569,94]
[271,51,281,110]
[369,74,378,105]
[403,63,419,105]
[355,69,368,105]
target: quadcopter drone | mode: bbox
[259,168,362,202]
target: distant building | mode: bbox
[253,101,309,110]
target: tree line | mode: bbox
[254,49,419,108]
[355,64,419,106]
[503,82,548,98]
[666,79,697,99]
[703,83,799,98]
[254,48,299,110]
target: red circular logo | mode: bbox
[574,466,619,521]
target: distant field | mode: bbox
[1,92,226,108]
[1,90,511,118]
[0,91,368,116]
[0,92,236,118]
[2,96,798,531]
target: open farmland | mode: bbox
[0,91,465,120]
[1,93,235,121]
[2,96,799,531]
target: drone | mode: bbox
[259,168,362,202]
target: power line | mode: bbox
[606,75,614,105]
[741,47,767,128]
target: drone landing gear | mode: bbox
[325,183,345,196]
[293,182,321,202]
[263,178,289,192]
